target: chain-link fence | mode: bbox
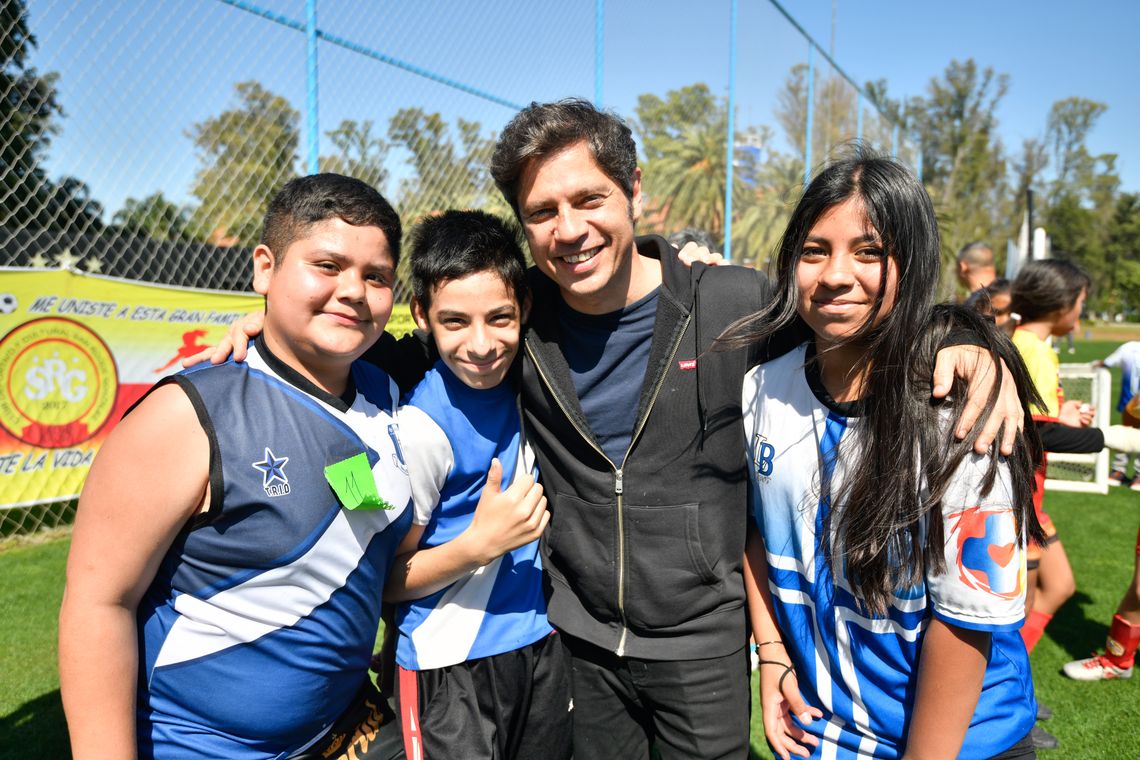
[3,0,919,277]
[1,0,919,537]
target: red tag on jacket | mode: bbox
[678,359,697,371]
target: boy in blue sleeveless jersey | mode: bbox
[60,174,414,760]
[384,210,570,760]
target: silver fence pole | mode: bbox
[305,0,319,175]
[723,0,738,261]
[803,44,815,191]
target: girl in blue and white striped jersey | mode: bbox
[724,152,1046,760]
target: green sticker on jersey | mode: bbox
[324,452,392,510]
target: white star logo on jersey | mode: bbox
[252,447,291,496]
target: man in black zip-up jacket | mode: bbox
[490,99,771,759]
[524,235,767,662]
[489,99,1025,760]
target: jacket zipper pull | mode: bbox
[615,468,623,495]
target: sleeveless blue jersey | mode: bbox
[743,344,1035,759]
[136,340,413,759]
[394,361,551,670]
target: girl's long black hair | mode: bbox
[1010,259,1090,323]
[722,149,1044,615]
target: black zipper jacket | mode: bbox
[521,236,771,660]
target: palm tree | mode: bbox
[643,117,731,237]
[731,151,800,268]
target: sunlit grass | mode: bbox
[4,335,1137,759]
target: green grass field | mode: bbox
[0,537,69,759]
[3,338,1138,759]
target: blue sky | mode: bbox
[24,0,1139,218]
[782,0,1139,188]
[597,0,1139,189]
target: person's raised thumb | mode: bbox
[482,458,503,496]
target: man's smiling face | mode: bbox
[516,140,643,315]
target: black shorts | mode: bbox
[988,730,1036,759]
[396,631,572,760]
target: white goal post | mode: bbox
[1043,364,1112,495]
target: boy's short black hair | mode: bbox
[410,210,528,312]
[260,173,402,267]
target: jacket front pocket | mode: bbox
[544,495,619,623]
[622,502,718,630]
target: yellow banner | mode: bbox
[0,269,262,508]
[387,303,415,339]
[0,269,415,510]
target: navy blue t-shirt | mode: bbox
[557,288,659,464]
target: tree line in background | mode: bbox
[4,0,1138,313]
[2,2,104,235]
[634,66,1137,311]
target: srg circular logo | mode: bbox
[0,318,118,448]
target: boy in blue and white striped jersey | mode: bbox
[384,210,571,760]
[60,174,413,760]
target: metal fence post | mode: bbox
[803,44,814,191]
[723,0,737,261]
[594,0,604,106]
[305,0,319,175]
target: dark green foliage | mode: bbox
[112,192,190,241]
[1,0,103,233]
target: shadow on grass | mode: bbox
[0,689,70,760]
[750,741,773,759]
[1048,590,1109,661]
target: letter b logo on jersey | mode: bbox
[753,434,775,479]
